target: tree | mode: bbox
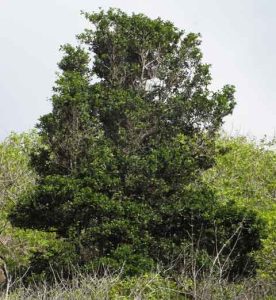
[203,135,276,280]
[0,132,74,284]
[10,9,263,278]
[0,132,36,213]
[0,132,37,273]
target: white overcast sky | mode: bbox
[0,0,275,140]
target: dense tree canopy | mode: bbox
[10,9,263,279]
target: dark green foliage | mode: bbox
[10,8,263,279]
[24,238,77,283]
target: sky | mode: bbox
[0,0,275,140]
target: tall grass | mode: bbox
[1,267,275,300]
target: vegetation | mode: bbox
[0,8,275,300]
[3,270,276,300]
[203,136,276,281]
[0,132,74,287]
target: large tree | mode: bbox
[10,9,263,278]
